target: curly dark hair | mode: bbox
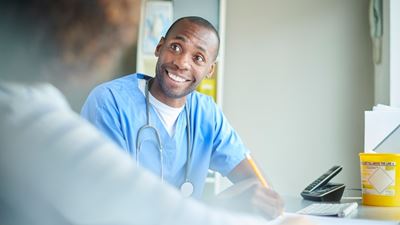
[1,0,140,78]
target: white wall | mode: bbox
[223,0,374,195]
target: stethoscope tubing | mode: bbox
[135,77,192,190]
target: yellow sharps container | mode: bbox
[359,153,400,206]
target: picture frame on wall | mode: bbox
[141,1,173,54]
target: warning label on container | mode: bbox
[361,161,396,196]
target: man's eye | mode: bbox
[194,55,205,63]
[170,44,180,52]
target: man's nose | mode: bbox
[173,54,190,70]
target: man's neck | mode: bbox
[149,79,186,108]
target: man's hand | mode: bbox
[216,178,284,220]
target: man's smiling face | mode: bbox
[152,19,219,107]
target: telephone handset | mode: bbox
[301,165,345,202]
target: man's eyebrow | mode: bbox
[173,35,207,53]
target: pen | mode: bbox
[338,202,358,217]
[245,153,269,188]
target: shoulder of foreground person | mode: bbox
[0,83,287,225]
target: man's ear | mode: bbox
[154,37,165,57]
[206,63,216,78]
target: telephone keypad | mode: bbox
[303,166,342,192]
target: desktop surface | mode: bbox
[283,195,400,222]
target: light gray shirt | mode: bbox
[0,82,270,225]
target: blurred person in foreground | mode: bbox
[0,1,314,225]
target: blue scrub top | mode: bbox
[81,74,248,198]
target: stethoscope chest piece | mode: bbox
[180,181,194,198]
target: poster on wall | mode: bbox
[197,63,218,102]
[142,1,173,54]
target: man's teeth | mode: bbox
[168,73,186,82]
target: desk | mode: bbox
[283,195,400,222]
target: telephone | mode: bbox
[300,165,345,202]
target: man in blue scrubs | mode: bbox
[81,16,283,219]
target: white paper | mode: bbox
[364,105,400,153]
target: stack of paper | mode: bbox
[365,104,400,153]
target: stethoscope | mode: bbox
[136,77,194,197]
